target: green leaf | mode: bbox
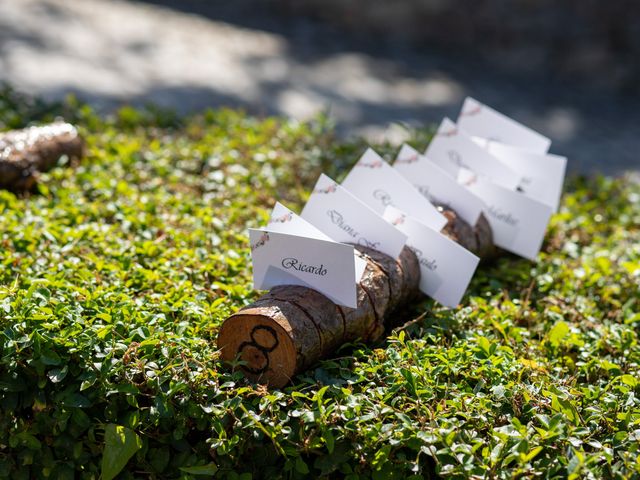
[40,350,62,366]
[101,424,143,480]
[61,393,91,408]
[47,365,68,383]
[295,457,309,475]
[548,321,570,347]
[179,463,218,476]
[620,374,638,388]
[323,429,335,454]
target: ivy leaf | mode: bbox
[179,463,218,476]
[47,365,68,383]
[548,321,570,347]
[101,424,143,480]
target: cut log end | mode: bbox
[218,309,298,388]
[0,122,84,192]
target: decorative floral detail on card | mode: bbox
[437,127,458,137]
[356,160,383,169]
[460,104,482,117]
[251,232,270,251]
[313,183,337,194]
[395,153,419,164]
[271,212,293,223]
[462,173,478,187]
[391,214,406,226]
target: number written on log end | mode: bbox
[237,325,279,375]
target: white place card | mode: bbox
[457,97,551,153]
[425,118,521,190]
[267,202,367,279]
[341,148,447,231]
[383,206,479,308]
[249,228,357,308]
[301,174,408,259]
[394,143,485,226]
[458,169,553,260]
[472,138,566,212]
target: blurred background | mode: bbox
[1,0,638,174]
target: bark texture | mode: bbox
[437,205,497,260]
[217,245,421,387]
[0,122,84,191]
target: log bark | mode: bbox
[217,204,496,388]
[438,205,497,260]
[0,122,84,191]
[217,245,421,387]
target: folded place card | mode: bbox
[301,173,408,259]
[425,118,521,190]
[383,206,479,308]
[472,138,566,212]
[457,97,551,154]
[458,169,553,261]
[267,201,367,280]
[394,143,485,226]
[341,148,447,231]
[249,228,358,308]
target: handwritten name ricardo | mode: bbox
[281,258,327,276]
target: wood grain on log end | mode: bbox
[0,122,84,192]
[218,304,303,388]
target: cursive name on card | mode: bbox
[327,209,359,238]
[326,209,380,248]
[487,206,519,226]
[249,228,358,307]
[460,173,553,260]
[281,257,327,275]
[408,246,438,271]
[383,206,479,308]
[302,173,407,259]
[266,201,368,280]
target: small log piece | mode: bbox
[0,122,84,191]
[217,245,421,387]
[217,203,497,388]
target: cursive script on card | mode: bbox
[281,257,327,276]
[487,206,518,226]
[447,150,468,169]
[326,209,380,249]
[327,209,359,238]
[408,246,438,271]
[372,189,393,207]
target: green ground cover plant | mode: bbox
[0,85,639,479]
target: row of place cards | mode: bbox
[250,97,567,309]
